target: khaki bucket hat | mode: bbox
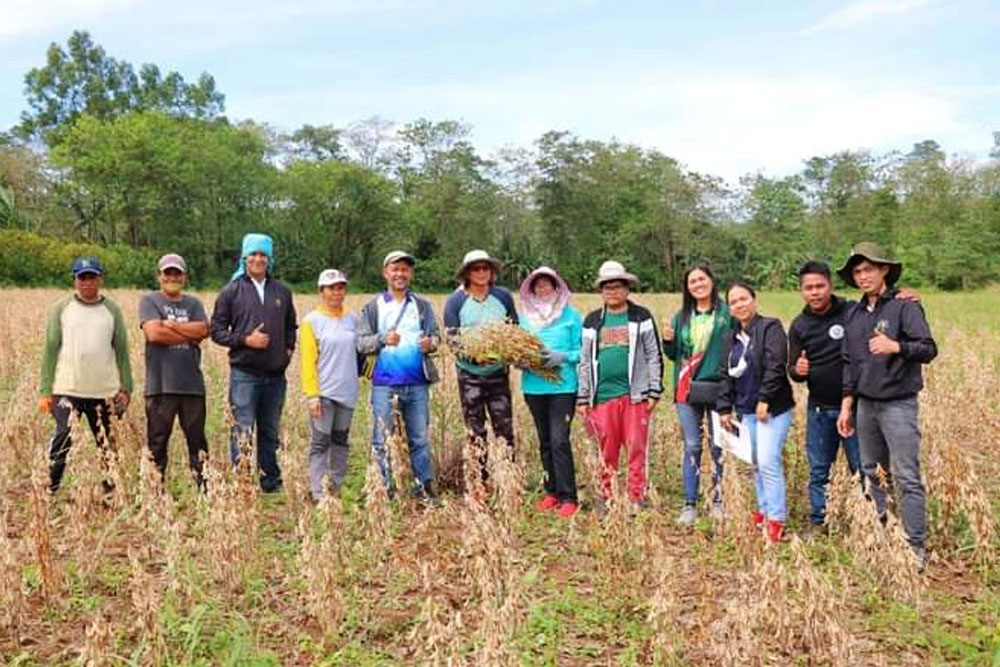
[836,242,903,288]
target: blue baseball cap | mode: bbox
[72,257,105,277]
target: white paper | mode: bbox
[711,411,753,464]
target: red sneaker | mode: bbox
[557,502,579,518]
[536,494,560,512]
[765,519,786,544]
[751,510,765,528]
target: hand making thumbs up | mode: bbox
[245,323,270,349]
[794,349,810,377]
[661,315,674,342]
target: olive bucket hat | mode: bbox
[836,242,903,288]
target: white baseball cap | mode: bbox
[317,268,348,287]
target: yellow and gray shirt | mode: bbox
[300,306,359,408]
[40,294,133,399]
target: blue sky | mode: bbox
[1,0,997,182]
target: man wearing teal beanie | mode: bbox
[211,233,298,492]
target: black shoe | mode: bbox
[414,481,442,508]
[802,522,829,539]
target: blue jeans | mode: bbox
[229,368,287,491]
[676,402,722,505]
[857,397,926,549]
[371,383,433,491]
[743,410,792,522]
[805,404,861,524]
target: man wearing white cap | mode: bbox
[443,250,519,480]
[357,251,442,501]
[139,253,210,489]
[577,260,663,513]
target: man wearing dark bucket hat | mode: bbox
[444,250,519,482]
[835,242,937,570]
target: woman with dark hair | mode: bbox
[663,263,735,525]
[716,281,795,544]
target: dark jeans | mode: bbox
[145,394,208,489]
[229,368,287,492]
[457,368,515,479]
[48,395,114,492]
[857,396,926,549]
[805,403,861,524]
[524,393,578,503]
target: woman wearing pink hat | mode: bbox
[519,266,582,518]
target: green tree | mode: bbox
[18,30,224,145]
[394,119,501,287]
[50,111,276,281]
[279,159,399,285]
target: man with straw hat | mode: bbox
[835,242,937,570]
[576,260,663,515]
[444,249,519,482]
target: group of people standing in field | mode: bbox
[38,234,937,569]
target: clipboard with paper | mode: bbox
[711,411,753,464]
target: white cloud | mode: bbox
[232,72,982,183]
[800,0,937,35]
[0,0,146,39]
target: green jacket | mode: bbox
[662,303,735,401]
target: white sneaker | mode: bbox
[677,505,697,526]
[710,502,724,521]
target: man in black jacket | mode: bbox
[836,243,936,568]
[211,234,298,492]
[788,261,862,530]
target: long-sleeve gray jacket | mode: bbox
[577,301,663,406]
[356,291,441,384]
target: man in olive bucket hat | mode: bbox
[835,242,937,570]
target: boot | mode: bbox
[329,430,350,497]
[751,510,765,528]
[765,519,786,544]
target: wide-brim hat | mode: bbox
[836,242,903,288]
[456,249,502,280]
[593,260,639,289]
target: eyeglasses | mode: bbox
[469,264,492,273]
[601,283,627,292]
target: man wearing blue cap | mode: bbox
[211,234,298,492]
[39,257,133,492]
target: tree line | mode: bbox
[2,30,999,291]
